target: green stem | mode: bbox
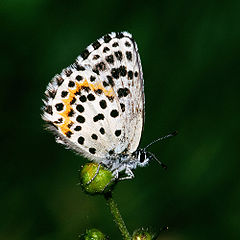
[104,192,131,240]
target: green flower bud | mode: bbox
[79,163,115,194]
[80,228,106,240]
[132,228,154,240]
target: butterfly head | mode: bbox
[134,149,151,167]
[134,148,167,169]
[136,131,178,169]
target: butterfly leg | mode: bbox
[112,170,119,180]
[118,167,135,181]
[86,163,102,185]
[103,174,117,191]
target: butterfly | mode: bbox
[42,32,174,180]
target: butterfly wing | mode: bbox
[42,32,144,162]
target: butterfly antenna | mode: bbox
[149,152,167,169]
[144,130,178,150]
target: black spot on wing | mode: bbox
[115,130,121,137]
[94,89,103,95]
[91,134,98,140]
[76,75,83,81]
[106,55,114,64]
[80,95,87,102]
[125,41,131,47]
[99,100,107,109]
[103,81,109,87]
[109,150,114,155]
[120,103,125,112]
[55,103,64,111]
[119,66,127,76]
[107,76,114,87]
[93,113,104,122]
[117,88,130,98]
[68,109,74,117]
[112,42,119,47]
[74,126,81,131]
[95,62,106,71]
[54,118,63,124]
[104,34,111,43]
[87,93,95,101]
[126,51,132,61]
[56,76,64,86]
[68,81,75,88]
[66,131,73,138]
[111,68,120,79]
[114,51,123,61]
[128,70,133,80]
[81,49,90,60]
[76,104,84,113]
[64,69,72,77]
[100,127,105,134]
[78,136,84,145]
[70,97,76,105]
[93,55,100,60]
[107,96,114,101]
[76,115,85,123]
[75,63,85,71]
[116,32,124,38]
[103,47,110,53]
[61,91,68,98]
[45,105,53,115]
[90,75,96,82]
[92,68,99,75]
[110,109,119,118]
[48,90,56,99]
[89,148,96,154]
[92,40,101,50]
[82,86,90,92]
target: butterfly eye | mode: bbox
[140,152,146,163]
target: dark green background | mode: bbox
[1,1,239,239]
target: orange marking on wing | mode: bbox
[91,81,114,98]
[56,79,114,136]
[77,79,114,97]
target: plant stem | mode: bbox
[104,192,131,240]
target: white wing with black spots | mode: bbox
[42,32,144,163]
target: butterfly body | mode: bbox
[100,149,150,179]
[42,31,151,180]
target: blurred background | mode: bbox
[1,0,240,239]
